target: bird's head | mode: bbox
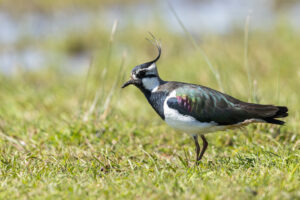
[122,39,162,92]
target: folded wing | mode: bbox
[167,85,288,125]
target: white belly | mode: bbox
[163,109,229,134]
[164,117,217,134]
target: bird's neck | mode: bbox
[138,78,168,120]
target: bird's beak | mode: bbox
[121,78,139,88]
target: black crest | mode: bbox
[146,33,161,64]
[131,33,162,73]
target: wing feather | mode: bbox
[167,85,256,125]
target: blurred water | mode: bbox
[164,0,275,33]
[0,0,299,74]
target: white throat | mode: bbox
[142,77,160,92]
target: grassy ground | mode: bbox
[0,23,300,199]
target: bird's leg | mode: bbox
[198,135,208,161]
[193,135,201,165]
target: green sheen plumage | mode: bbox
[167,84,286,125]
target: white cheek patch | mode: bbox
[142,77,160,92]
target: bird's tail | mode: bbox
[241,103,288,125]
[262,106,288,125]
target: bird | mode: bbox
[122,37,288,165]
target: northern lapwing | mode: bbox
[122,38,288,164]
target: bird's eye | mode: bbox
[137,71,145,78]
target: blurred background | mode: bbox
[0,0,299,74]
[0,0,299,128]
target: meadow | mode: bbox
[0,2,300,199]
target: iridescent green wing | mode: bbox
[167,85,251,125]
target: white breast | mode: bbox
[163,91,226,135]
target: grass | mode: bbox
[0,21,300,199]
